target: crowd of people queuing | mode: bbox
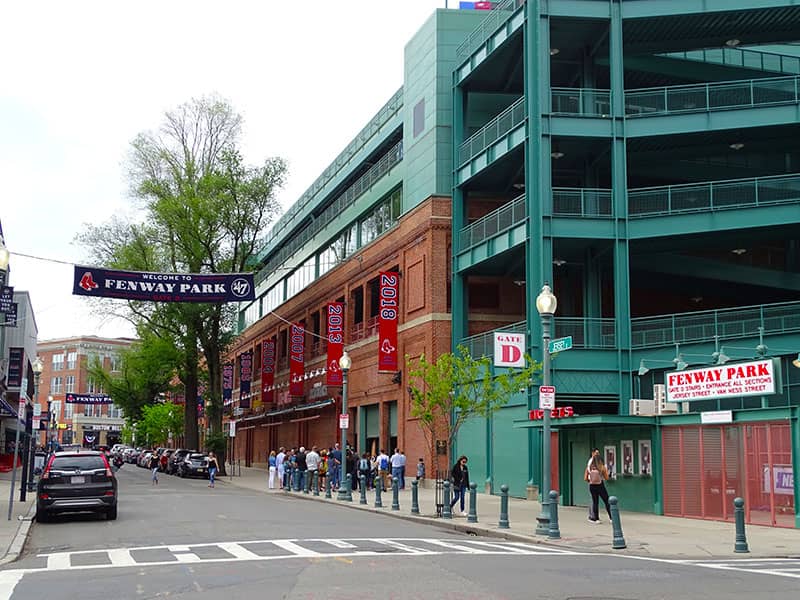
[266,444,426,493]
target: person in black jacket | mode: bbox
[449,455,470,515]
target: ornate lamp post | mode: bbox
[534,283,557,535]
[336,351,352,501]
[26,356,44,492]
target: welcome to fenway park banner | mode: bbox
[378,271,399,372]
[65,393,112,404]
[326,302,344,386]
[289,323,305,396]
[72,266,255,303]
[262,337,276,403]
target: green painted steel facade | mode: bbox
[450,1,800,526]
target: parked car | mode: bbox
[177,453,209,478]
[167,449,194,475]
[137,451,154,468]
[36,450,117,522]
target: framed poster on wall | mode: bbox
[638,440,652,476]
[604,445,617,480]
[621,440,634,476]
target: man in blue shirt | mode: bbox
[329,443,342,489]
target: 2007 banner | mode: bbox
[72,266,255,303]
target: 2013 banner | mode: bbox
[72,266,255,303]
[262,337,276,404]
[378,271,399,372]
[239,350,253,409]
[289,323,305,397]
[65,393,112,404]
[222,363,234,405]
[326,302,344,386]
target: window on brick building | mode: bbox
[67,351,77,370]
[65,375,75,393]
[51,377,62,394]
[52,354,64,371]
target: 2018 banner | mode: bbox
[65,393,112,404]
[72,266,255,303]
[262,338,276,404]
[326,302,344,386]
[289,323,305,396]
[378,271,399,372]
[239,351,253,409]
[222,363,234,405]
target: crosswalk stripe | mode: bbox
[270,540,321,557]
[107,549,135,567]
[375,540,431,554]
[322,540,357,549]
[422,539,490,554]
[463,540,532,554]
[217,543,262,560]
[44,552,71,570]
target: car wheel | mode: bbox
[106,505,118,520]
[180,468,186,478]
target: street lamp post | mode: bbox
[27,357,44,493]
[337,351,352,501]
[534,283,557,536]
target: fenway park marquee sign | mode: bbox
[665,358,781,403]
[73,266,255,303]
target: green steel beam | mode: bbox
[625,104,800,137]
[452,83,468,353]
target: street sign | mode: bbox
[33,403,41,417]
[548,336,573,354]
[539,385,556,409]
[339,414,350,430]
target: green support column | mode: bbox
[485,408,493,493]
[791,406,800,529]
[652,422,664,515]
[451,83,467,352]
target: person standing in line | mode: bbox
[150,452,159,486]
[416,458,426,482]
[585,454,612,523]
[208,451,219,488]
[390,449,403,490]
[268,450,277,489]
[398,451,407,489]
[449,455,470,516]
[306,446,321,490]
[358,452,372,489]
[330,443,342,490]
[295,447,307,491]
[276,447,286,488]
[376,449,390,491]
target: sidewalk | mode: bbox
[0,468,36,565]
[220,465,800,559]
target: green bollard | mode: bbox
[303,470,310,494]
[392,477,400,511]
[284,469,291,492]
[609,496,627,549]
[548,490,561,539]
[443,481,452,519]
[359,475,367,505]
[498,484,509,529]
[325,474,332,499]
[411,480,420,514]
[467,482,478,523]
[344,473,353,502]
[734,497,749,553]
[313,471,319,496]
[374,476,383,508]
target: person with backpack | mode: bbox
[585,453,612,523]
[358,452,372,489]
[376,449,390,491]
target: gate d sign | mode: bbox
[494,332,526,368]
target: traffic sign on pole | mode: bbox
[548,336,573,354]
[339,414,350,429]
[539,386,556,409]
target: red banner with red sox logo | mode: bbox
[378,271,399,372]
[289,323,305,396]
[262,337,276,404]
[326,302,344,386]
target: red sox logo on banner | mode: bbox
[326,302,344,386]
[289,323,305,396]
[378,271,399,372]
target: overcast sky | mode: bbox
[0,0,458,341]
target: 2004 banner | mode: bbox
[72,266,255,303]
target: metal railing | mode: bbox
[663,47,800,76]
[552,188,612,217]
[458,97,526,166]
[631,301,800,348]
[455,0,525,59]
[459,194,526,250]
[551,88,612,116]
[628,173,800,217]
[461,321,526,360]
[554,318,617,349]
[625,75,800,117]
[351,316,380,342]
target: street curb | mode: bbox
[0,501,36,566]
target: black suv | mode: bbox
[167,449,194,474]
[177,453,209,478]
[37,450,118,522]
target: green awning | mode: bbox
[513,414,657,429]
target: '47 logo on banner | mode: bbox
[378,272,399,372]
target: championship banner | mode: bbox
[222,363,234,405]
[239,350,253,409]
[289,323,305,396]
[262,338,276,404]
[378,271,399,372]
[72,265,255,303]
[65,393,112,404]
[326,302,344,386]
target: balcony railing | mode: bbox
[455,0,525,59]
[351,316,380,343]
[551,88,612,116]
[458,97,526,166]
[631,301,800,348]
[552,188,612,217]
[459,194,526,250]
[663,47,800,77]
[629,173,800,217]
[554,318,617,349]
[461,321,526,360]
[625,75,800,117]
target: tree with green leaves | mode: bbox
[406,345,540,473]
[136,402,184,448]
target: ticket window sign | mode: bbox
[665,358,780,403]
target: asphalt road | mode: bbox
[0,465,797,599]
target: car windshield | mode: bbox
[51,456,106,471]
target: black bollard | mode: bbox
[411,480,420,514]
[734,497,749,553]
[443,481,452,519]
[392,477,400,511]
[498,484,509,529]
[548,490,561,539]
[467,482,478,523]
[374,476,383,508]
[303,470,310,494]
[344,473,353,502]
[284,469,291,492]
[313,471,319,496]
[359,475,367,505]
[609,496,627,549]
[325,474,332,499]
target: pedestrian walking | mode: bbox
[208,451,219,488]
[268,450,277,489]
[149,453,159,485]
[449,455,470,516]
[585,454,612,523]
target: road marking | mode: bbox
[423,539,491,554]
[464,540,534,554]
[375,540,432,555]
[107,549,135,567]
[44,552,71,570]
[217,543,261,560]
[0,570,24,600]
[270,540,322,557]
[321,540,357,549]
